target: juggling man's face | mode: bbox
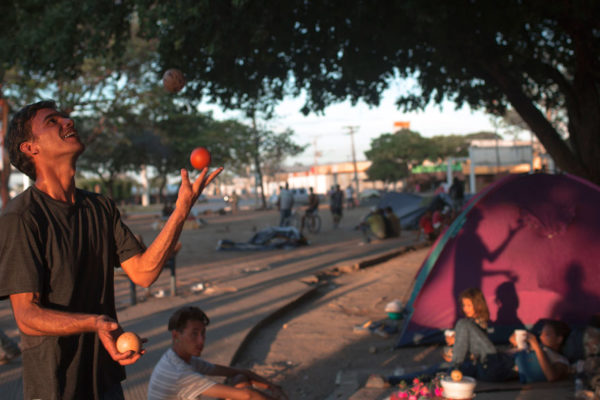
[20,108,84,165]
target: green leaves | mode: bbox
[365,129,485,183]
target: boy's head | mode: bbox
[169,306,211,360]
[540,319,570,350]
[168,306,210,333]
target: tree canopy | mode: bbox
[2,0,600,183]
[364,130,493,184]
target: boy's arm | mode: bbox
[528,333,568,382]
[206,364,286,399]
[201,383,275,400]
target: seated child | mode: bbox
[148,306,287,400]
[578,314,600,390]
[446,288,514,382]
[512,319,570,383]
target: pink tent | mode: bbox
[399,173,600,346]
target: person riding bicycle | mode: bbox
[300,187,319,233]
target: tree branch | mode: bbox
[483,63,590,179]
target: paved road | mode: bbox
[0,204,418,399]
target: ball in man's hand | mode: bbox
[116,332,142,354]
[162,68,186,93]
[190,147,212,170]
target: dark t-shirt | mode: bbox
[0,186,144,400]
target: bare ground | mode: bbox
[232,247,437,399]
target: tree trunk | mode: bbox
[484,63,599,184]
[251,115,267,209]
[158,173,167,204]
[105,176,115,199]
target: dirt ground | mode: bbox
[0,199,575,399]
[232,247,435,399]
[122,202,438,399]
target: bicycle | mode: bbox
[301,209,321,234]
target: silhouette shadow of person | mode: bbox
[550,262,600,325]
[452,208,523,321]
[494,281,524,328]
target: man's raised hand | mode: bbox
[176,167,223,215]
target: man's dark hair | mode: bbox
[5,100,58,181]
[168,306,210,332]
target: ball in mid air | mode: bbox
[116,332,142,354]
[162,68,186,93]
[190,147,212,170]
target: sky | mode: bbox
[199,84,498,167]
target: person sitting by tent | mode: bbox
[432,208,444,236]
[383,206,401,238]
[444,288,515,382]
[356,207,387,243]
[510,319,570,383]
[580,314,600,391]
[416,210,437,242]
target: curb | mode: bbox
[229,241,430,367]
[229,284,321,366]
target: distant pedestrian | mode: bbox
[449,177,465,210]
[300,187,319,233]
[330,184,344,228]
[278,183,294,226]
[230,191,239,213]
[345,185,355,208]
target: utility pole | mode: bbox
[344,125,360,196]
[312,137,322,166]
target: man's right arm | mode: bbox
[10,292,108,336]
[10,292,140,365]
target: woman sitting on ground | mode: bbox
[444,288,514,381]
[511,319,570,383]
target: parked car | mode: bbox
[268,188,310,207]
[290,188,309,205]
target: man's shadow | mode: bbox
[550,262,600,324]
[452,208,523,320]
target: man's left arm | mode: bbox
[121,167,222,287]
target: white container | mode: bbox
[514,329,528,350]
[441,376,476,399]
[384,299,403,313]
